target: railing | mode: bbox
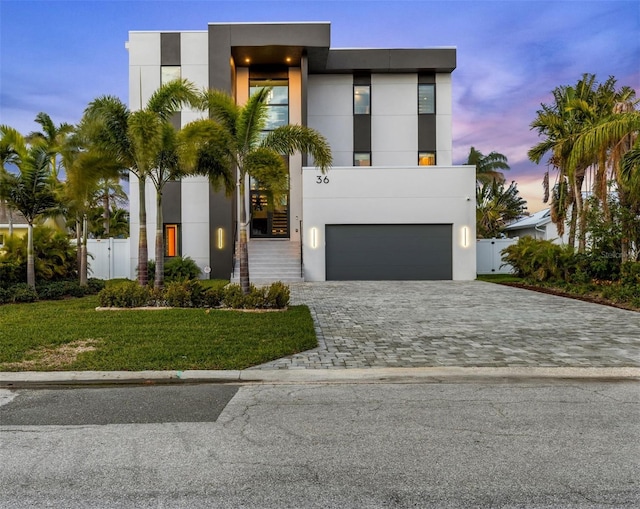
[299,219,304,279]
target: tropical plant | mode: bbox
[5,142,59,288]
[181,87,332,294]
[501,236,576,282]
[530,74,640,254]
[0,125,27,234]
[1,226,76,283]
[476,180,527,238]
[466,146,510,184]
[82,79,198,288]
[27,112,74,181]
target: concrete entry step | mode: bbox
[231,240,303,284]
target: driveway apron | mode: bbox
[252,281,640,370]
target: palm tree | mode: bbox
[0,125,27,235]
[569,92,640,261]
[529,74,601,251]
[466,146,510,184]
[27,112,74,181]
[82,79,198,287]
[476,180,527,238]
[186,87,332,294]
[6,143,58,288]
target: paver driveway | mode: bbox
[254,281,640,369]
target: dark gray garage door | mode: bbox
[325,224,452,280]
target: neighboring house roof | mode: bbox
[504,209,552,231]
[0,203,28,225]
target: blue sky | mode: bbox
[1,0,638,212]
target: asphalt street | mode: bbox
[1,380,639,508]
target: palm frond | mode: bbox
[262,124,332,172]
[146,79,199,122]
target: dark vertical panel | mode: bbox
[301,54,308,166]
[353,116,371,152]
[208,25,235,278]
[209,25,233,92]
[326,224,452,280]
[162,181,182,224]
[161,33,181,65]
[418,115,437,152]
[417,73,437,156]
[353,74,371,163]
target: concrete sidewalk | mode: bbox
[1,366,640,388]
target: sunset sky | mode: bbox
[1,0,638,212]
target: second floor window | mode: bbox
[161,66,181,85]
[354,85,370,115]
[418,84,435,114]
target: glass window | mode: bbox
[418,84,435,114]
[418,152,436,166]
[165,224,180,257]
[0,233,4,247]
[354,85,370,115]
[250,79,289,131]
[354,152,371,167]
[161,66,181,85]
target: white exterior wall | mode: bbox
[302,165,476,281]
[371,74,418,166]
[179,32,210,273]
[307,75,353,167]
[435,73,453,165]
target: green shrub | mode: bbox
[265,281,290,308]
[87,278,107,294]
[1,227,77,282]
[220,282,290,309]
[244,285,267,309]
[0,287,11,304]
[37,281,69,300]
[501,237,576,282]
[0,261,24,288]
[620,261,640,286]
[98,281,152,308]
[163,280,205,308]
[222,284,245,309]
[164,256,201,282]
[10,283,39,303]
[202,286,224,308]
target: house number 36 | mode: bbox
[316,176,330,184]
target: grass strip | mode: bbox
[0,296,317,371]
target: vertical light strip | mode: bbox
[217,228,224,250]
[462,226,469,248]
[311,227,318,249]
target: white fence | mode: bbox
[85,238,131,280]
[476,238,517,275]
[83,236,516,279]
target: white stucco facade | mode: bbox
[302,166,476,281]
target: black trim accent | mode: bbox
[161,33,181,66]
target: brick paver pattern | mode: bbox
[252,281,640,370]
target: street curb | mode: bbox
[1,367,639,387]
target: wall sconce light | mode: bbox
[310,227,318,249]
[461,226,469,248]
[217,228,224,250]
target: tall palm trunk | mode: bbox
[137,178,148,286]
[154,190,164,290]
[574,172,587,253]
[76,217,82,279]
[238,175,250,295]
[80,213,88,286]
[103,191,110,237]
[26,223,35,289]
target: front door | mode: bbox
[250,190,289,238]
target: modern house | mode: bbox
[504,208,568,244]
[126,21,476,282]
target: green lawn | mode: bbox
[0,296,317,371]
